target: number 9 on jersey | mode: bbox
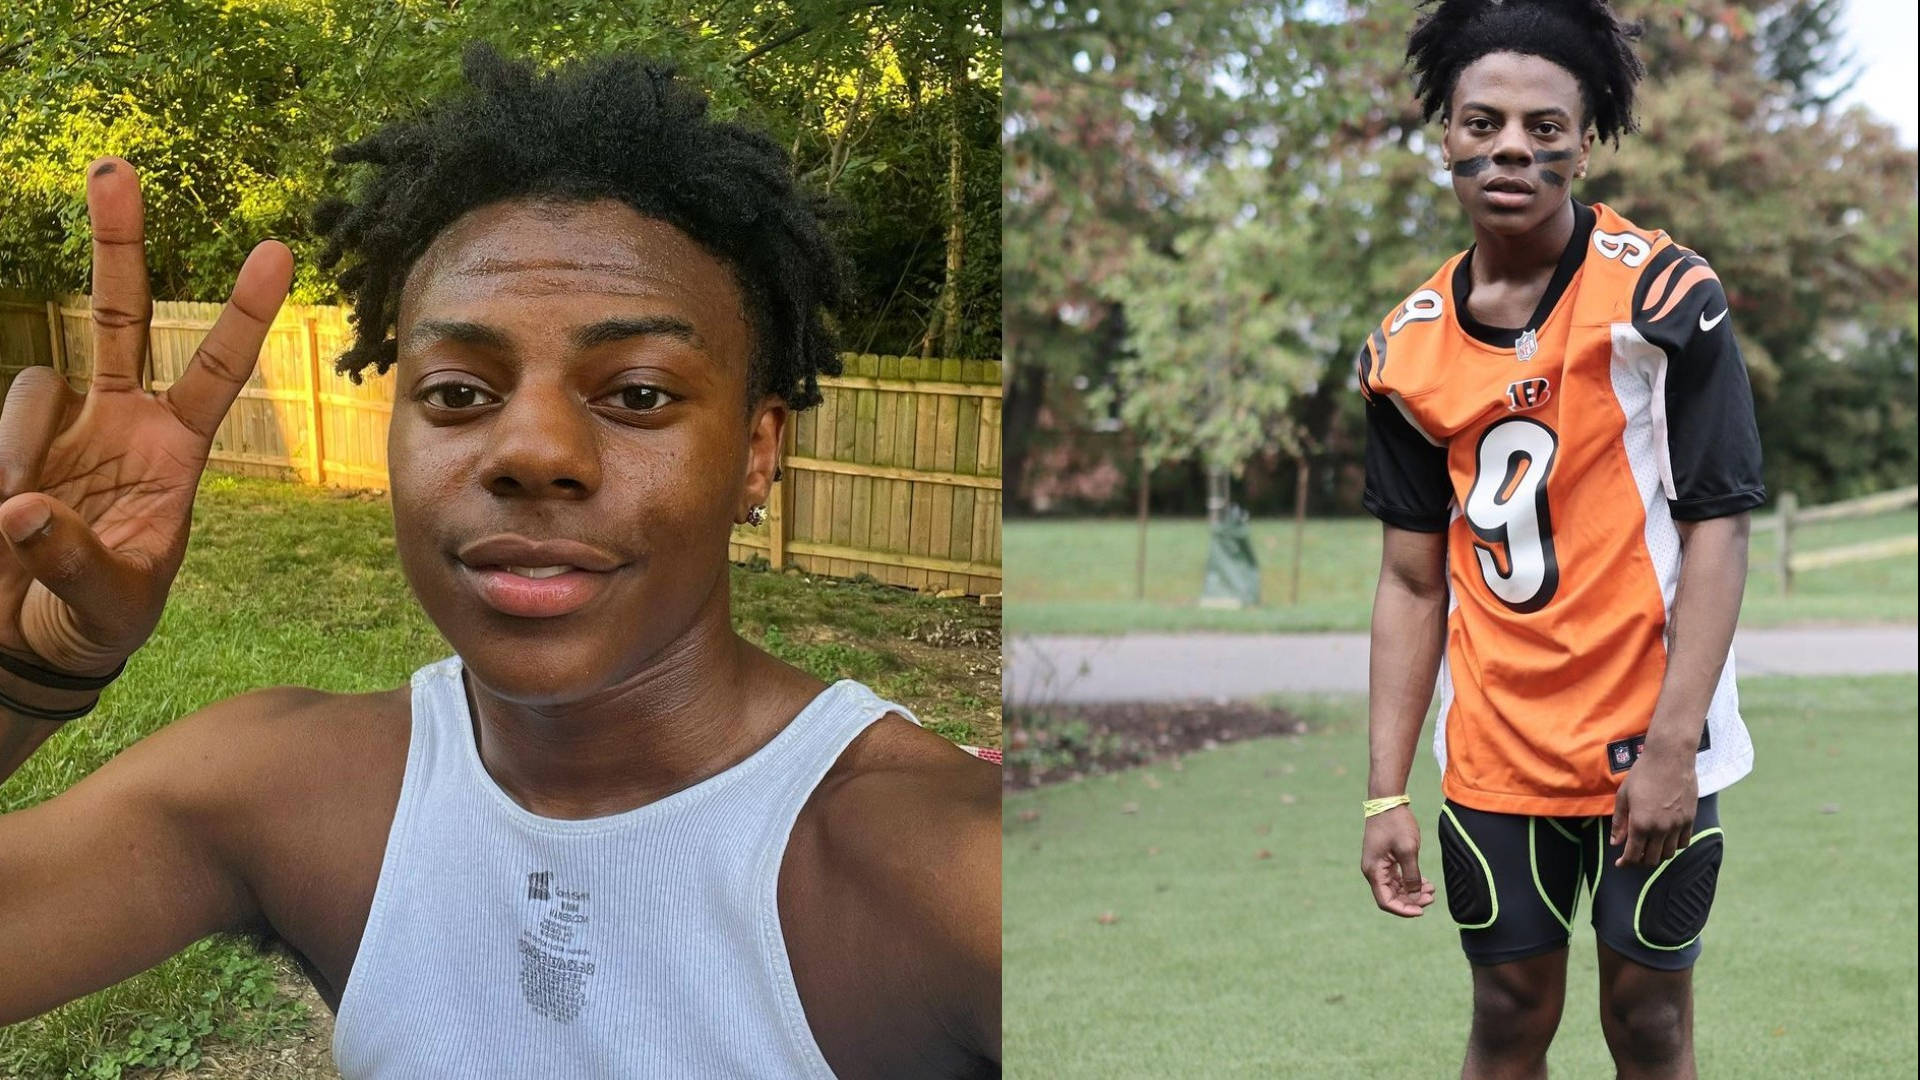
[1464,418,1561,613]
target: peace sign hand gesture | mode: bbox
[0,159,292,693]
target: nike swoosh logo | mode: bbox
[1699,309,1727,332]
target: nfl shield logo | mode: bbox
[1516,328,1539,362]
[1613,746,1631,766]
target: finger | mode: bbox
[85,158,153,391]
[1397,849,1424,894]
[1617,826,1646,869]
[1609,792,1628,847]
[0,493,140,633]
[0,367,74,500]
[1658,832,1681,868]
[162,241,294,440]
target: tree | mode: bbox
[0,0,1001,359]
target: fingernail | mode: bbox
[92,160,118,178]
[3,501,51,542]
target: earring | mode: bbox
[773,465,784,483]
[1576,166,1586,179]
[745,505,768,527]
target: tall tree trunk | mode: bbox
[1135,448,1151,601]
[938,29,968,359]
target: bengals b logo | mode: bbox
[1506,378,1551,412]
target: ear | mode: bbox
[1576,126,1596,179]
[1439,115,1452,168]
[738,395,788,524]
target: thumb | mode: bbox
[1395,836,1423,891]
[0,493,139,640]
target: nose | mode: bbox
[1490,119,1534,165]
[478,383,600,499]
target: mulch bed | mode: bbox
[1004,701,1310,790]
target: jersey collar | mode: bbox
[1453,199,1597,349]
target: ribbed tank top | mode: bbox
[331,656,908,1078]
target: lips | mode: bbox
[1483,176,1535,194]
[455,534,628,618]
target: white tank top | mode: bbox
[332,656,906,1079]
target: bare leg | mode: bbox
[1462,948,1568,1080]
[1596,941,1696,1080]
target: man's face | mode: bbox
[1442,51,1594,237]
[388,198,780,704]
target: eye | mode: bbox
[603,385,675,413]
[1534,123,1562,137]
[1466,117,1495,132]
[420,382,497,410]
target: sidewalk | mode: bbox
[1003,626,1919,705]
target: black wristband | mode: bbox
[0,651,125,692]
[0,684,100,723]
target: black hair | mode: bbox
[1406,0,1646,146]
[313,43,843,409]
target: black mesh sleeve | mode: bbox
[1362,392,1452,532]
[1633,252,1766,520]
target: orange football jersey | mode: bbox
[1360,201,1763,816]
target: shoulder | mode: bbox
[795,713,999,965]
[1360,257,1464,399]
[116,683,411,833]
[809,715,1000,909]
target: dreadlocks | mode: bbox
[1406,0,1646,145]
[313,42,844,409]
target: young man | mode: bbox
[1356,2,1763,1078]
[0,47,999,1079]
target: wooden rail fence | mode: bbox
[1754,485,1919,595]
[0,291,1002,595]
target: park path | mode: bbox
[1003,626,1918,705]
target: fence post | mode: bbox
[767,426,793,569]
[304,315,327,487]
[1776,490,1796,596]
[44,301,65,378]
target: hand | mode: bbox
[1609,747,1698,869]
[1361,806,1435,917]
[0,158,291,687]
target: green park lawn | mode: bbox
[1003,675,1919,1078]
[1004,511,1919,634]
[0,473,998,1079]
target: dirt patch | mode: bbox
[154,977,338,1080]
[1004,701,1309,790]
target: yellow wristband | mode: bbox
[1363,795,1412,818]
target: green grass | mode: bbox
[1003,676,1919,1078]
[0,473,999,1077]
[1004,511,1919,634]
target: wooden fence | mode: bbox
[1755,485,1919,595]
[0,291,1001,595]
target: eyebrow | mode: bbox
[405,316,703,352]
[1460,101,1574,121]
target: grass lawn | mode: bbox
[0,473,998,1079]
[1002,676,1919,1078]
[1004,511,1919,635]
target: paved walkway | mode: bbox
[1003,626,1918,705]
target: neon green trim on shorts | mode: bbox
[1529,817,1574,931]
[1632,826,1726,952]
[1546,817,1581,844]
[1440,804,1499,931]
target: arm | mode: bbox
[1355,349,1454,917]
[0,689,315,1024]
[1362,525,1447,917]
[1610,514,1749,867]
[1611,252,1765,868]
[0,158,292,1021]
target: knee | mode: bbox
[1471,973,1563,1052]
[1606,991,1689,1067]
